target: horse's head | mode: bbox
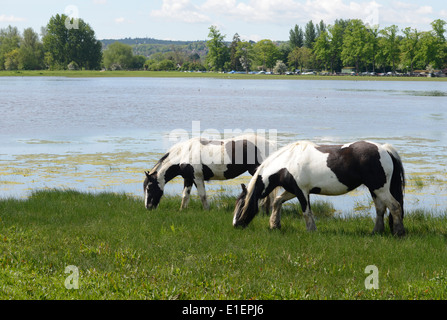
[144,171,164,210]
[233,184,248,227]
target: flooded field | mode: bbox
[1,76,446,215]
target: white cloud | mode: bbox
[201,0,380,24]
[239,33,263,42]
[0,14,26,23]
[93,0,107,4]
[202,0,305,23]
[150,0,211,23]
[115,17,125,23]
[148,0,438,36]
[379,2,433,26]
[200,0,435,27]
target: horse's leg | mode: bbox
[260,196,270,215]
[194,178,210,210]
[269,190,295,229]
[371,192,387,234]
[302,194,317,231]
[389,213,394,235]
[260,187,279,215]
[375,188,405,237]
[180,179,193,210]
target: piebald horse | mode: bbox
[233,140,406,237]
[144,134,276,210]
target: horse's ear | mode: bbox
[145,171,156,180]
[241,183,247,192]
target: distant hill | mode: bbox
[100,37,209,58]
[100,38,208,57]
[100,37,205,47]
[99,37,285,59]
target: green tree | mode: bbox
[103,42,134,70]
[364,27,380,72]
[430,19,447,69]
[42,14,102,70]
[418,31,438,69]
[401,27,420,73]
[380,25,400,73]
[313,31,331,71]
[304,20,317,49]
[237,41,254,73]
[4,48,19,70]
[277,42,291,67]
[288,46,313,71]
[289,24,304,48]
[158,59,176,71]
[18,28,44,70]
[206,26,229,71]
[375,36,388,73]
[316,20,326,38]
[229,33,242,71]
[431,19,446,41]
[273,60,287,74]
[341,19,369,73]
[253,39,280,71]
[131,55,147,70]
[328,21,347,72]
[0,25,20,70]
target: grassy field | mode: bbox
[1,189,447,300]
[2,69,447,81]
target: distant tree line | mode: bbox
[206,19,447,74]
[1,13,446,73]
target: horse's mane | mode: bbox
[241,164,261,216]
[149,136,197,175]
[149,152,170,175]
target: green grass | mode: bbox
[2,69,447,81]
[1,189,447,300]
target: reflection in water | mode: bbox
[1,77,446,215]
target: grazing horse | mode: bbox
[233,140,406,237]
[144,134,276,210]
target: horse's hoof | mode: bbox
[394,229,406,237]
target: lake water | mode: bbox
[1,76,446,216]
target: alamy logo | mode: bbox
[364,2,381,30]
[364,265,379,289]
[65,265,79,289]
[165,121,277,165]
[64,5,79,30]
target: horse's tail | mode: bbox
[383,143,405,217]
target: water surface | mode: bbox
[1,77,446,215]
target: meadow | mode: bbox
[1,189,447,300]
[2,69,447,81]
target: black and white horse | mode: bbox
[233,140,406,236]
[144,134,276,210]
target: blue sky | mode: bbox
[1,0,447,41]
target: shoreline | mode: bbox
[2,69,447,81]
